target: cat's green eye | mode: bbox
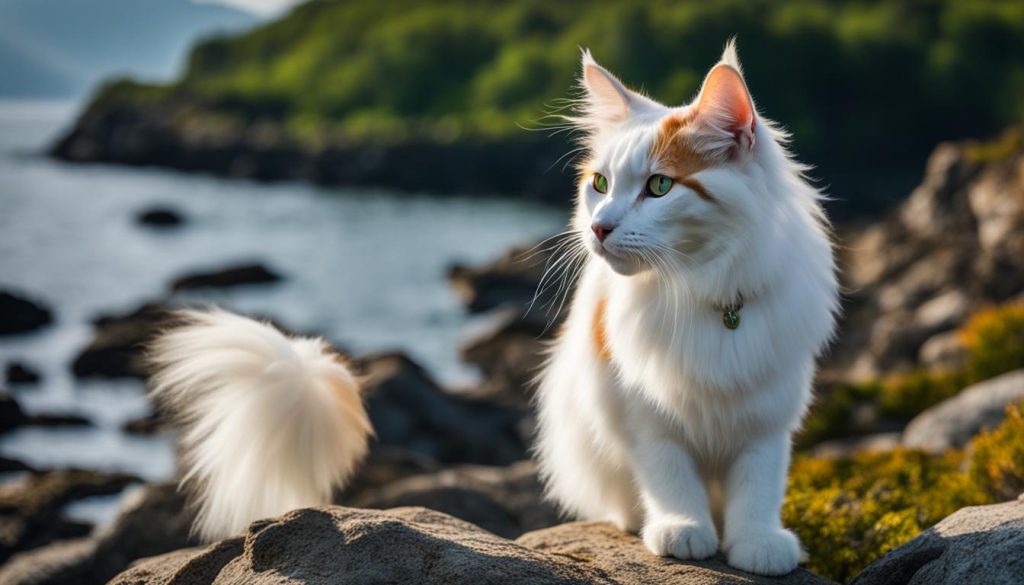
[592,173,608,194]
[646,174,673,197]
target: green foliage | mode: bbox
[798,302,1024,448]
[92,0,1024,171]
[788,403,1024,582]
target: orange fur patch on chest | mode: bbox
[592,297,612,362]
[650,113,715,202]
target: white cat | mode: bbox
[146,40,836,578]
[533,41,838,576]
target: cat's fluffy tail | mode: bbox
[149,309,372,541]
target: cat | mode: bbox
[146,39,836,578]
[533,40,838,576]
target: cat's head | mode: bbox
[571,41,783,278]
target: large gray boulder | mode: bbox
[110,506,833,585]
[851,496,1024,585]
[902,369,1024,452]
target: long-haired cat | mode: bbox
[146,40,836,578]
[534,40,838,575]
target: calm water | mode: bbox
[0,100,565,485]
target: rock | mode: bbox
[448,237,578,314]
[831,134,1024,377]
[5,363,40,385]
[459,307,548,405]
[851,496,1024,585]
[335,447,442,502]
[518,522,832,585]
[71,303,170,379]
[0,457,33,474]
[358,352,529,465]
[347,461,560,539]
[0,291,53,336]
[0,390,27,434]
[120,413,163,436]
[137,207,184,228]
[917,330,968,370]
[902,369,1024,452]
[169,263,281,292]
[111,506,832,585]
[0,469,137,563]
[809,432,901,459]
[0,482,197,585]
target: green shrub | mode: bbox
[788,403,1024,582]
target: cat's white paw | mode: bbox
[726,528,802,576]
[642,517,718,560]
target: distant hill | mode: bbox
[0,0,257,98]
[52,0,1024,217]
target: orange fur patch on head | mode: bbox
[592,297,612,361]
[649,113,715,202]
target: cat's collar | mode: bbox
[712,293,745,331]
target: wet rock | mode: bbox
[169,263,281,292]
[358,352,529,465]
[902,369,1024,452]
[110,506,831,585]
[71,303,170,379]
[347,461,559,539]
[137,207,184,228]
[0,483,197,585]
[0,469,137,563]
[5,363,40,385]
[851,496,1024,585]
[0,291,53,336]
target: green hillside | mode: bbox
[76,0,1024,206]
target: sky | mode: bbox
[194,0,302,17]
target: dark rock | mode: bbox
[71,303,170,379]
[0,291,53,336]
[26,414,91,429]
[0,483,197,585]
[110,506,831,585]
[0,457,33,474]
[460,308,548,405]
[851,496,1024,585]
[121,413,163,436]
[5,363,41,385]
[347,461,560,539]
[335,447,442,502]
[902,369,1024,452]
[0,469,137,563]
[357,352,529,465]
[0,390,27,434]
[137,207,184,228]
[169,263,281,292]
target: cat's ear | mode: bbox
[693,40,756,155]
[579,49,644,126]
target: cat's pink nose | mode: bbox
[591,223,615,242]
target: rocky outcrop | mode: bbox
[358,352,530,465]
[347,461,559,539]
[0,483,196,585]
[851,495,1024,585]
[0,469,137,564]
[835,133,1024,378]
[902,369,1024,452]
[0,292,52,337]
[169,263,281,292]
[71,303,170,379]
[136,207,184,228]
[109,506,832,585]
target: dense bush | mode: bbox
[798,302,1024,448]
[94,0,1024,194]
[786,403,1024,582]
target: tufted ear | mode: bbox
[579,49,658,127]
[693,40,756,155]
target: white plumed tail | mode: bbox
[149,309,372,541]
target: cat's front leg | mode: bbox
[723,432,803,576]
[628,423,718,561]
